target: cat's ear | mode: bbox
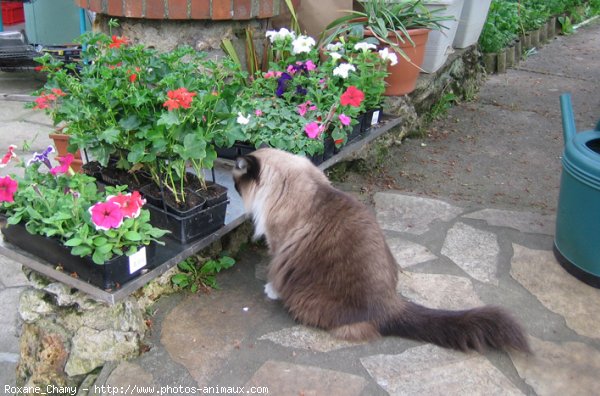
[234,157,249,174]
[233,155,260,182]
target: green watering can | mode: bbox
[554,93,600,288]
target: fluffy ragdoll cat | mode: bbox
[233,148,530,353]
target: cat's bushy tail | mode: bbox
[378,302,531,353]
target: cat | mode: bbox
[232,148,530,353]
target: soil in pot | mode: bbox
[140,183,206,215]
[86,161,152,191]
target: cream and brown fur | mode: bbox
[233,148,530,353]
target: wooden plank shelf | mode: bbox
[0,115,402,304]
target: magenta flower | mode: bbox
[304,122,322,139]
[0,176,18,203]
[50,153,74,176]
[107,191,145,219]
[89,201,124,231]
[339,114,351,126]
[255,109,263,116]
[305,60,316,71]
[297,101,317,117]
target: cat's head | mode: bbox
[232,148,325,208]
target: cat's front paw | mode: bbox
[264,282,280,300]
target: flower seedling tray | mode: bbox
[1,223,156,290]
[0,115,401,304]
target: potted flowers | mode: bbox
[220,27,391,162]
[321,0,451,95]
[0,146,169,290]
[30,20,243,243]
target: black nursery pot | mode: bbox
[1,224,156,290]
[140,185,207,217]
[360,108,383,134]
[145,199,229,245]
[216,142,256,160]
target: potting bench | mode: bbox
[0,115,402,304]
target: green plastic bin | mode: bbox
[554,93,600,288]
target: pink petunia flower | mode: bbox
[0,176,18,203]
[305,60,316,71]
[50,153,74,176]
[89,201,124,231]
[255,109,263,116]
[107,191,146,219]
[304,122,322,139]
[338,114,351,126]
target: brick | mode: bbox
[191,0,210,19]
[107,0,123,15]
[212,0,232,20]
[145,0,166,19]
[124,0,143,17]
[168,0,189,19]
[232,0,251,19]
[258,0,274,18]
[88,0,103,13]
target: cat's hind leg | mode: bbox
[330,322,380,342]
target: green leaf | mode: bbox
[92,249,108,264]
[119,115,141,131]
[157,111,180,127]
[124,231,142,241]
[64,238,83,247]
[71,245,93,257]
[93,237,109,247]
[96,243,113,254]
[178,259,194,272]
[100,127,120,144]
[171,273,190,287]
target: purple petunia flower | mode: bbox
[27,145,55,169]
[276,73,293,97]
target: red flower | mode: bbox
[33,95,50,110]
[107,191,146,219]
[0,176,18,203]
[129,73,138,83]
[0,145,17,168]
[34,65,44,72]
[163,87,197,111]
[109,35,129,49]
[51,88,66,97]
[340,86,365,107]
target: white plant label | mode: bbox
[128,247,147,274]
[371,110,380,125]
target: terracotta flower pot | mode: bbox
[48,132,83,173]
[365,28,430,96]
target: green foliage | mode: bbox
[30,19,246,204]
[171,255,236,292]
[425,92,457,123]
[2,161,168,265]
[479,1,520,53]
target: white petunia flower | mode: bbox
[378,47,398,66]
[325,42,344,52]
[332,63,356,79]
[354,42,377,52]
[291,35,316,55]
[329,52,342,62]
[265,28,296,43]
[237,112,251,125]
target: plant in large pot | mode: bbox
[320,0,450,95]
[0,147,169,289]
